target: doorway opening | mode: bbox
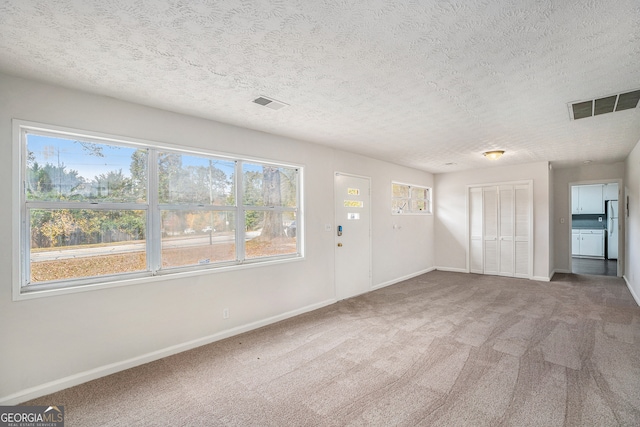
[570,181,619,277]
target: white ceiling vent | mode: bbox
[569,89,640,120]
[252,96,288,110]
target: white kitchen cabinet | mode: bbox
[574,229,604,257]
[572,184,604,214]
[571,186,580,214]
[572,229,580,256]
[603,183,618,201]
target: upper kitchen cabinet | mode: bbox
[603,183,619,201]
[572,184,604,214]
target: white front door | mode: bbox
[334,172,371,300]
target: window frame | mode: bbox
[13,120,303,300]
[391,181,432,215]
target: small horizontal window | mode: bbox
[391,182,431,215]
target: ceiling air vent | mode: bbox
[252,96,288,110]
[569,89,640,120]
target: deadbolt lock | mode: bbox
[337,243,343,247]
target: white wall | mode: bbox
[0,73,434,403]
[624,139,640,304]
[434,161,551,280]
[552,163,625,274]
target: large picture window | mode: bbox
[16,121,302,296]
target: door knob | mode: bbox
[337,243,343,247]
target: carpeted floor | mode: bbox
[24,271,640,426]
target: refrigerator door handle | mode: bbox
[610,217,613,236]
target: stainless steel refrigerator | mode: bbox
[607,200,618,259]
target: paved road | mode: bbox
[31,232,260,261]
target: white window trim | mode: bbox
[391,181,432,215]
[13,119,304,300]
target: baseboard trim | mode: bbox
[435,267,468,273]
[372,267,436,291]
[0,298,337,406]
[553,269,571,274]
[531,270,557,282]
[623,275,640,307]
[532,275,552,282]
[434,267,551,282]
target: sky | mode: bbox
[27,134,137,179]
[27,132,282,182]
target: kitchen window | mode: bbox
[15,121,302,297]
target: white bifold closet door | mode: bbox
[469,183,531,278]
[513,184,531,277]
[483,186,499,275]
[498,185,514,276]
[469,187,483,273]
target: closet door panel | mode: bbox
[514,184,531,277]
[469,187,483,273]
[499,185,514,276]
[483,186,498,275]
[515,241,529,276]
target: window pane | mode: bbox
[29,209,147,283]
[392,184,409,198]
[245,211,297,259]
[243,163,298,207]
[161,210,236,268]
[158,152,235,205]
[412,199,428,212]
[26,133,147,203]
[413,187,428,200]
[392,198,409,213]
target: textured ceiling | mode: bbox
[0,0,639,173]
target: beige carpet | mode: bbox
[24,271,640,426]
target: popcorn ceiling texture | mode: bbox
[0,0,638,172]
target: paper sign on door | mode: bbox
[344,200,364,208]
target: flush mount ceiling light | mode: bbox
[483,150,505,160]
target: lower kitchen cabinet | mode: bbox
[572,229,580,256]
[572,229,604,257]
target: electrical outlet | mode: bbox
[223,308,229,319]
